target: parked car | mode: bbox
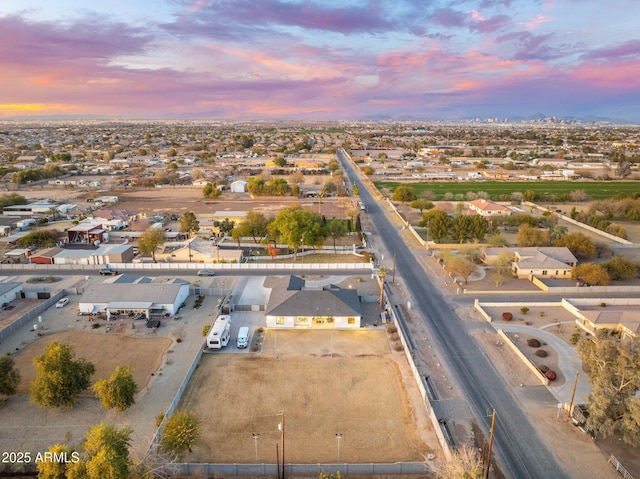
[99,268,118,275]
[196,269,215,276]
[56,298,69,308]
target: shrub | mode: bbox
[535,349,548,358]
[257,327,264,333]
[600,302,607,308]
[389,332,399,341]
[156,412,165,427]
[539,365,549,373]
[202,324,211,337]
[527,338,541,348]
[545,370,557,381]
[570,332,581,345]
[502,312,513,321]
[386,324,397,334]
[521,307,529,314]
[91,323,101,329]
[251,345,259,352]
[176,338,182,343]
[393,342,403,351]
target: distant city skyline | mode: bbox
[1,0,639,121]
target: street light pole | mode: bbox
[330,332,333,358]
[335,433,343,463]
[252,433,260,463]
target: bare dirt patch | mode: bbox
[12,331,172,393]
[178,330,438,464]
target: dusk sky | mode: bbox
[1,0,639,120]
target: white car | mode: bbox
[56,298,69,308]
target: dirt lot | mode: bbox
[11,331,171,394]
[0,331,171,455]
[178,329,439,464]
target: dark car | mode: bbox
[99,268,118,275]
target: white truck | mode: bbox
[206,315,231,349]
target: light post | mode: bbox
[335,433,343,463]
[330,332,334,358]
[252,433,260,463]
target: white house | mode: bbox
[485,247,577,279]
[264,276,362,329]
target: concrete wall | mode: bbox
[497,329,549,385]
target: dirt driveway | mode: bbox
[178,329,440,464]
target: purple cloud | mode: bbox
[167,0,396,36]
[430,7,467,28]
[0,14,152,66]
[580,39,640,62]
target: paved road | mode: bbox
[338,150,570,479]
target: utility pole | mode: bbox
[279,411,285,479]
[568,371,579,418]
[392,254,396,284]
[485,409,496,479]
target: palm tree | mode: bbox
[377,266,389,310]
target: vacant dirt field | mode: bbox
[12,331,172,394]
[0,331,171,455]
[178,329,438,464]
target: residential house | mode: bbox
[158,237,242,263]
[484,247,577,279]
[576,310,640,340]
[264,275,362,329]
[467,199,512,217]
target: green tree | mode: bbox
[469,215,489,242]
[446,255,476,284]
[0,193,27,209]
[202,182,220,198]
[410,198,433,214]
[392,185,416,203]
[75,423,133,479]
[17,230,58,248]
[362,165,375,175]
[30,342,95,408]
[490,251,515,286]
[487,232,508,247]
[602,255,639,281]
[180,211,200,235]
[36,444,78,479]
[327,219,347,253]
[238,211,269,243]
[0,354,20,396]
[451,215,473,243]
[162,410,201,454]
[93,365,138,412]
[517,224,550,247]
[270,206,326,259]
[555,231,595,259]
[138,227,165,262]
[273,156,286,167]
[577,330,640,445]
[571,263,611,286]
[421,210,451,243]
[351,184,359,197]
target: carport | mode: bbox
[105,301,153,321]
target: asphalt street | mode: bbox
[338,150,570,479]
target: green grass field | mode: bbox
[373,180,640,201]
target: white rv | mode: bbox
[207,315,231,349]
